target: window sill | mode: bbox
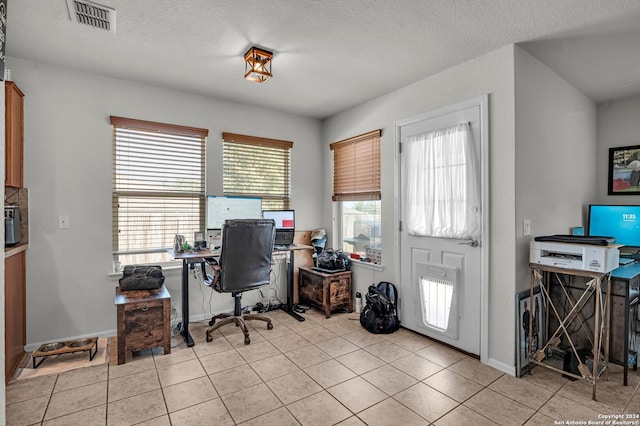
[107,261,182,278]
[350,259,384,272]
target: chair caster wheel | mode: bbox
[206,333,213,342]
[267,322,273,330]
[244,336,250,345]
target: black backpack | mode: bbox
[360,281,400,334]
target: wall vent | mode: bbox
[66,0,116,33]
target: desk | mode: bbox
[168,249,217,347]
[278,245,314,322]
[168,244,312,347]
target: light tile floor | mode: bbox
[6,308,640,425]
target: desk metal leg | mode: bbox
[281,249,305,322]
[593,276,601,401]
[624,282,630,385]
[180,259,195,347]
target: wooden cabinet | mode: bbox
[299,267,352,318]
[4,250,26,383]
[610,265,640,385]
[5,81,24,188]
[4,81,27,383]
[115,285,171,364]
[609,277,632,365]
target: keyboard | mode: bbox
[274,230,294,246]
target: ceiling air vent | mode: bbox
[66,0,116,33]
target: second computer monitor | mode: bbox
[262,210,295,230]
[263,210,295,246]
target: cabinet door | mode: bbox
[329,275,351,306]
[299,269,323,305]
[123,303,165,352]
[5,251,27,383]
[5,81,25,187]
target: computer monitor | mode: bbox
[262,210,295,230]
[263,210,295,246]
[587,204,640,248]
[206,196,262,229]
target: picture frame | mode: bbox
[608,144,640,195]
[516,286,545,377]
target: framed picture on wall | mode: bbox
[608,144,640,195]
[516,286,545,377]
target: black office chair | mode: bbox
[205,219,276,345]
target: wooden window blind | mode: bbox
[111,116,208,264]
[330,129,381,201]
[222,132,292,210]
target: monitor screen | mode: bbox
[206,196,262,229]
[262,210,295,230]
[588,204,640,247]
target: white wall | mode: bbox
[514,46,598,293]
[7,56,324,346]
[597,95,640,204]
[4,44,614,376]
[322,45,517,372]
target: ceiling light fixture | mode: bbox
[244,47,273,83]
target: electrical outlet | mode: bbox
[58,215,70,229]
[171,303,179,314]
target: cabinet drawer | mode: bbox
[124,305,164,352]
[123,299,164,312]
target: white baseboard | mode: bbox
[485,356,516,376]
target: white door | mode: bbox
[397,96,487,356]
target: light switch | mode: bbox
[58,215,70,229]
[523,219,531,236]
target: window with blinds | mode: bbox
[222,132,292,210]
[111,116,207,265]
[330,129,381,201]
[331,129,382,260]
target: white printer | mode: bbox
[530,240,620,273]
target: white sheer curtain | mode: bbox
[403,122,480,239]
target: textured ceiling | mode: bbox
[6,0,640,119]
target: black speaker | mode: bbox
[562,348,591,380]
